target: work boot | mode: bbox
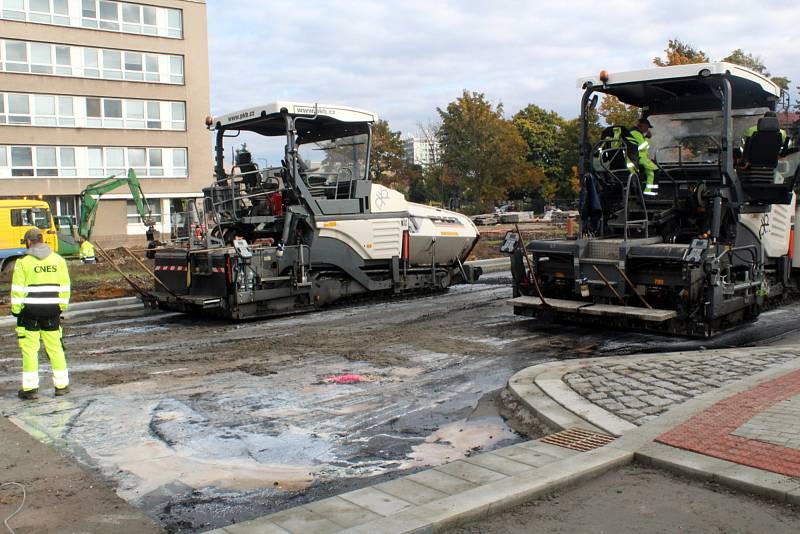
[643,184,658,197]
[55,386,70,397]
[17,389,38,400]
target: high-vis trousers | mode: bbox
[17,326,69,391]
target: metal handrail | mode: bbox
[593,142,648,241]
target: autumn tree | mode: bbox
[437,91,541,206]
[598,95,639,127]
[653,39,709,66]
[724,48,790,95]
[369,119,407,190]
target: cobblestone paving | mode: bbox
[733,394,800,450]
[563,349,800,426]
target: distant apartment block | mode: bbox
[0,0,211,245]
[403,135,439,167]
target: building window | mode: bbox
[0,93,124,129]
[167,9,182,38]
[7,93,30,124]
[146,101,161,129]
[170,56,184,84]
[171,102,185,130]
[0,39,184,85]
[6,0,186,38]
[60,147,76,176]
[102,49,122,79]
[33,94,56,126]
[56,196,79,224]
[11,146,33,176]
[127,199,161,224]
[5,40,27,72]
[173,148,187,177]
[29,42,52,74]
[1,146,188,178]
[3,0,25,21]
[103,98,124,128]
[7,145,77,177]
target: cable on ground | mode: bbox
[0,482,26,534]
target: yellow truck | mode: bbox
[0,199,59,275]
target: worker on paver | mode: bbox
[627,117,659,197]
[742,111,787,145]
[79,236,96,264]
[10,228,71,400]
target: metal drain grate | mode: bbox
[540,427,615,452]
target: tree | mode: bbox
[513,104,565,182]
[598,95,639,127]
[653,39,709,66]
[369,119,407,189]
[437,90,541,206]
[558,115,601,192]
[724,48,790,95]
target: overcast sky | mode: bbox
[206,0,798,149]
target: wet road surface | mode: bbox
[1,273,799,532]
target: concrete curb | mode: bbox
[0,296,143,328]
[341,447,632,534]
[211,439,632,534]
[510,349,800,506]
[506,347,800,437]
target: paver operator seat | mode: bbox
[738,116,792,204]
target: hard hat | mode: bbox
[23,228,43,242]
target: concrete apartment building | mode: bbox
[403,135,439,167]
[0,0,210,245]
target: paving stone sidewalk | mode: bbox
[563,348,800,426]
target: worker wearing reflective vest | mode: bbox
[742,111,787,145]
[627,117,659,196]
[10,228,70,400]
[79,236,96,264]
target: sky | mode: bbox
[206,0,799,160]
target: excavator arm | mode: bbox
[79,168,155,240]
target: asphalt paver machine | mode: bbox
[506,63,800,336]
[149,102,481,319]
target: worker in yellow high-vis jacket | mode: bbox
[79,236,96,264]
[10,228,70,400]
[626,117,659,196]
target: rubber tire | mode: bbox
[0,257,17,280]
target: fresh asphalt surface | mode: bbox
[2,272,800,532]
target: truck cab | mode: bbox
[0,199,59,274]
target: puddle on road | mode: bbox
[402,416,519,468]
[0,343,528,532]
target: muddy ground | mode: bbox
[446,464,800,534]
[2,272,800,532]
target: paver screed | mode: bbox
[656,368,800,477]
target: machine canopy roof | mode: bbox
[214,102,378,142]
[577,62,780,113]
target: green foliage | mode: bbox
[723,48,791,95]
[369,119,407,189]
[437,90,541,204]
[510,104,600,201]
[653,39,709,66]
[598,95,639,127]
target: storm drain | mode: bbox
[540,427,615,452]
